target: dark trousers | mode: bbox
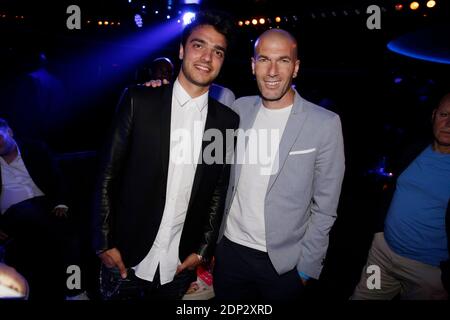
[0,196,82,299]
[100,264,196,300]
[213,237,305,300]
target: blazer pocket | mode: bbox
[289,148,316,155]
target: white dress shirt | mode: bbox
[133,79,208,285]
[0,150,45,214]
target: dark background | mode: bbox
[0,0,449,299]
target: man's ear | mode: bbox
[293,59,301,78]
[251,57,256,75]
[7,128,13,138]
[432,109,437,123]
[179,43,184,60]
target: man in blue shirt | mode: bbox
[352,93,450,300]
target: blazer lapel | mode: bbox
[266,91,308,194]
[160,84,174,183]
[187,97,218,209]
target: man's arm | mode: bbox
[198,166,232,260]
[297,114,345,280]
[177,151,233,274]
[198,116,239,259]
[92,88,134,277]
[177,115,239,273]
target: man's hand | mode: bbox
[143,79,170,87]
[98,248,127,279]
[0,263,29,297]
[176,253,202,275]
[0,229,9,242]
[52,206,68,218]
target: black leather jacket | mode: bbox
[92,85,239,267]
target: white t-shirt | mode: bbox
[225,104,292,252]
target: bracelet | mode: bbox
[299,271,311,281]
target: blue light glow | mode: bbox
[58,19,183,108]
[387,26,450,65]
[388,42,450,65]
[368,157,394,178]
[394,77,403,84]
[182,12,196,26]
[134,14,143,28]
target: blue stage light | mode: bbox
[388,42,450,65]
[183,12,196,26]
[394,77,403,84]
[134,14,143,28]
[387,26,450,65]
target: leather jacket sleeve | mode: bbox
[197,162,231,260]
[196,116,239,261]
[92,88,133,253]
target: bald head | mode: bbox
[150,57,174,81]
[254,29,298,59]
[432,92,450,153]
[251,28,300,109]
[438,93,450,108]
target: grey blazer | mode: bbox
[219,89,345,279]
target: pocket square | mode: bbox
[289,148,316,155]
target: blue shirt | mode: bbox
[384,145,450,267]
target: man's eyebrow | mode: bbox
[256,55,292,61]
[190,38,206,45]
[190,38,226,53]
[213,45,226,53]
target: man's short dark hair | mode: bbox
[181,10,234,51]
[0,118,9,130]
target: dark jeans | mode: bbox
[99,264,196,300]
[0,196,83,299]
[213,237,305,300]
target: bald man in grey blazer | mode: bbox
[214,29,345,300]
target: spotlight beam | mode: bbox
[60,20,184,106]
